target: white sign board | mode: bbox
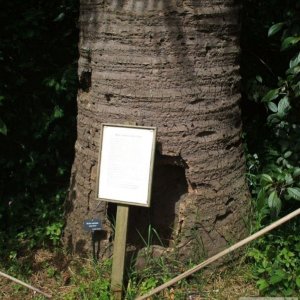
[96,124,156,207]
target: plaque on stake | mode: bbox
[83,219,102,232]
[96,123,156,299]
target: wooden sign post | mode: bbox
[110,205,129,299]
[96,124,156,299]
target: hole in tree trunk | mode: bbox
[127,153,188,248]
[106,153,188,251]
[79,71,91,92]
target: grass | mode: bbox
[0,246,259,300]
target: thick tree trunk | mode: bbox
[64,0,250,260]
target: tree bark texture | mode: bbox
[64,0,250,260]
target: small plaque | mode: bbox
[83,219,102,231]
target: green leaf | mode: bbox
[281,36,300,51]
[262,88,280,102]
[283,151,292,158]
[293,168,300,177]
[261,174,273,183]
[289,52,300,69]
[53,106,64,119]
[268,22,284,37]
[256,75,262,83]
[292,81,300,97]
[257,279,269,291]
[287,187,300,200]
[296,276,300,288]
[257,189,266,211]
[267,102,278,112]
[287,65,300,75]
[269,269,286,284]
[277,96,290,116]
[284,173,293,185]
[54,12,65,22]
[267,113,280,124]
[0,118,7,135]
[268,191,281,214]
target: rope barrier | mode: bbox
[0,270,52,298]
[135,208,300,300]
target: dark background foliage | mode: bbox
[241,0,300,295]
[0,0,79,249]
[241,0,300,217]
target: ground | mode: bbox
[0,247,259,300]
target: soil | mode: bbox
[0,248,259,300]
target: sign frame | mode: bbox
[96,123,156,207]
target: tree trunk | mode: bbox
[64,0,250,260]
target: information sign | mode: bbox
[96,124,156,207]
[83,219,102,232]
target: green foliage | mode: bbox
[63,260,112,300]
[248,225,300,296]
[243,0,300,219]
[0,0,79,256]
[46,221,64,246]
[68,278,110,300]
[124,225,203,299]
[136,224,164,251]
[242,0,300,296]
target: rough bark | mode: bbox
[64,0,250,260]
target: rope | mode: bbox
[0,270,52,298]
[135,208,300,300]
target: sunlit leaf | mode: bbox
[287,187,300,200]
[287,65,300,75]
[269,269,286,284]
[261,174,273,183]
[289,52,300,69]
[281,36,300,51]
[54,12,65,22]
[262,88,280,102]
[268,191,281,215]
[257,279,269,291]
[277,96,290,116]
[267,102,278,112]
[283,151,292,158]
[256,75,262,83]
[293,168,300,177]
[284,173,293,185]
[268,22,284,37]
